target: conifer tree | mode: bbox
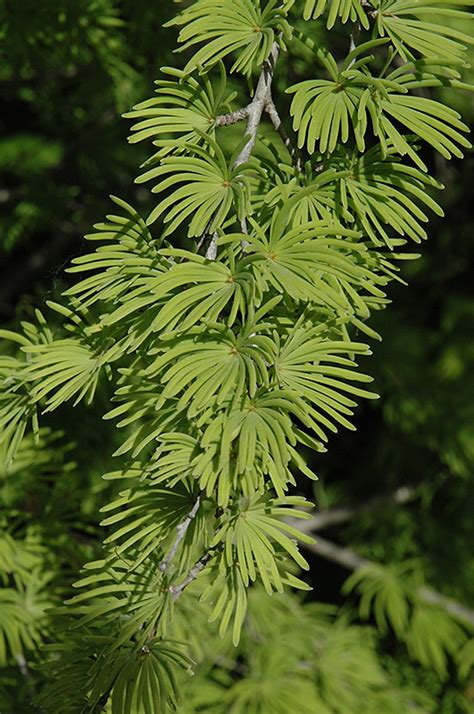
[1,1,473,711]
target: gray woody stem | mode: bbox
[215,106,251,127]
[159,495,201,573]
[205,231,219,260]
[288,486,474,627]
[191,46,284,561]
[205,42,280,258]
[169,549,215,602]
[303,535,474,629]
[265,96,301,169]
[234,42,280,168]
[290,485,418,534]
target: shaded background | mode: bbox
[0,1,473,711]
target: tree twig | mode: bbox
[418,586,474,628]
[265,95,302,170]
[169,549,215,602]
[205,231,218,260]
[215,106,251,127]
[15,653,36,698]
[159,495,201,573]
[234,42,280,168]
[15,653,29,678]
[291,485,419,534]
[302,535,474,628]
[361,0,377,16]
[204,42,280,259]
[348,20,361,65]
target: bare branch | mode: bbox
[215,106,251,127]
[265,96,302,170]
[305,534,371,570]
[199,45,280,260]
[291,485,418,535]
[169,549,215,602]
[234,42,280,168]
[240,217,250,252]
[348,20,361,63]
[15,653,36,697]
[361,0,378,19]
[15,653,30,679]
[205,231,218,260]
[418,586,474,628]
[302,535,474,628]
[159,495,201,573]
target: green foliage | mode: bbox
[125,65,235,158]
[266,144,443,244]
[304,0,371,28]
[0,134,63,176]
[170,0,293,76]
[371,0,474,63]
[344,563,472,677]
[287,44,471,165]
[138,134,257,233]
[344,562,413,634]
[0,533,53,666]
[406,605,466,677]
[1,0,473,711]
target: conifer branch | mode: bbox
[205,41,280,258]
[292,485,418,534]
[5,2,472,707]
[159,494,202,573]
[169,549,215,602]
[234,41,280,167]
[418,587,474,628]
[205,231,218,260]
[265,95,302,170]
[215,106,251,127]
[303,535,474,628]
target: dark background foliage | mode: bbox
[0,1,473,711]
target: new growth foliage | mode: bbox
[0,0,473,711]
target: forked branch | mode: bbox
[206,42,280,258]
[234,42,280,167]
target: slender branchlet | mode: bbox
[159,494,202,573]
